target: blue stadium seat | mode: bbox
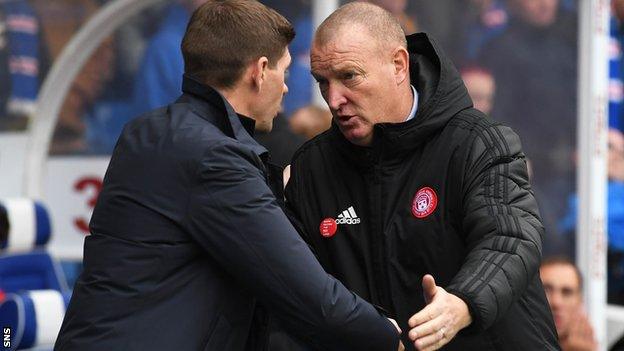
[0,251,68,293]
[0,199,70,350]
[0,289,71,350]
[0,199,51,252]
[0,199,67,293]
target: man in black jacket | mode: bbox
[54,1,401,350]
[285,2,559,350]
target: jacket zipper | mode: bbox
[369,156,393,316]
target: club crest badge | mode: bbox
[319,218,338,237]
[412,187,438,219]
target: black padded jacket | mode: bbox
[285,33,560,351]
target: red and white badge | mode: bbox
[412,187,438,219]
[319,218,338,237]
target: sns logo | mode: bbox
[412,187,437,219]
[319,206,361,238]
[4,327,10,348]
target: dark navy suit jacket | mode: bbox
[54,76,399,351]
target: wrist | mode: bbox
[450,293,473,329]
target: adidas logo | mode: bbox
[336,206,361,224]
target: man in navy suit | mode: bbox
[54,1,401,350]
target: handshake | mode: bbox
[389,275,472,351]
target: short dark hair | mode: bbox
[541,256,583,290]
[182,0,295,89]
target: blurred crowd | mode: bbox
[2,0,624,309]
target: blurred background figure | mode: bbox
[478,0,578,252]
[28,0,116,154]
[540,256,598,351]
[606,128,624,305]
[459,0,508,62]
[52,36,115,154]
[0,0,48,131]
[611,0,624,132]
[559,129,624,304]
[288,105,332,140]
[362,0,418,34]
[131,0,207,117]
[460,65,495,115]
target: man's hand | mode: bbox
[560,309,597,351]
[407,275,472,350]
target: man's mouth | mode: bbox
[337,115,356,123]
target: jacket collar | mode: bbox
[181,75,268,158]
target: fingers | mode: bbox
[408,303,438,328]
[422,274,437,303]
[397,340,406,351]
[412,326,447,350]
[408,315,446,341]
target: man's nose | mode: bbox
[325,83,347,111]
[548,291,564,309]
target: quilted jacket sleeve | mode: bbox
[446,122,544,332]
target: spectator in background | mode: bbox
[0,0,47,131]
[289,105,332,140]
[560,129,624,303]
[540,257,597,351]
[28,0,116,154]
[132,0,207,116]
[50,36,115,154]
[460,65,495,115]
[363,0,418,34]
[611,0,624,131]
[478,0,577,251]
[0,9,10,122]
[459,0,508,62]
[283,14,313,117]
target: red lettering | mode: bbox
[73,177,103,234]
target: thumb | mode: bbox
[422,274,437,303]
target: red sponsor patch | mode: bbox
[412,187,438,218]
[319,218,337,237]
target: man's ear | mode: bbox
[251,56,270,91]
[392,47,409,85]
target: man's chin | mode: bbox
[255,120,273,133]
[340,127,372,146]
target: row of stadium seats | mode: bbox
[0,199,70,350]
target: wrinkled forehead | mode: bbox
[310,31,381,73]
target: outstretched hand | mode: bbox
[407,275,472,350]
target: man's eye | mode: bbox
[343,73,355,80]
[315,78,328,86]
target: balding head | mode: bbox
[309,2,413,146]
[315,2,406,50]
